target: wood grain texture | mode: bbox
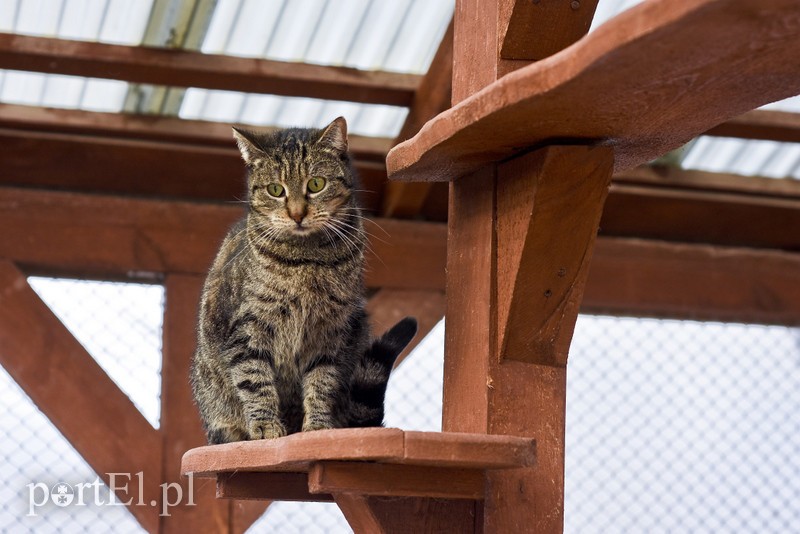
[366,289,445,367]
[497,145,613,366]
[0,103,390,160]
[217,472,332,502]
[0,33,418,106]
[309,462,485,500]
[0,187,445,291]
[0,105,387,206]
[583,238,800,325]
[335,495,479,534]
[388,0,800,181]
[443,168,568,533]
[500,0,599,60]
[181,428,535,478]
[0,260,161,532]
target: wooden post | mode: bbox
[442,2,612,533]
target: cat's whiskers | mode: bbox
[338,207,391,238]
[323,219,361,259]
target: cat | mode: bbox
[190,116,417,444]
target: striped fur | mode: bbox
[190,117,416,444]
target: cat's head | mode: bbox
[232,117,358,240]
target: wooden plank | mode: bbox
[160,275,234,533]
[442,168,494,436]
[602,182,800,250]
[403,431,536,469]
[615,165,800,199]
[309,462,484,500]
[705,109,800,144]
[366,289,445,367]
[388,0,800,182]
[217,472,332,502]
[335,495,479,534]
[181,428,535,478]
[442,152,571,534]
[0,187,446,291]
[583,238,800,325]
[0,103,390,161]
[0,260,161,532]
[497,145,613,366]
[3,188,798,325]
[381,19,453,218]
[0,106,387,206]
[0,33,419,106]
[334,495,388,534]
[500,0,599,60]
[182,428,406,477]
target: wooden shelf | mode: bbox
[181,428,535,502]
[386,0,800,183]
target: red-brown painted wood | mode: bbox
[388,0,800,182]
[181,428,535,478]
[0,33,418,106]
[0,260,162,532]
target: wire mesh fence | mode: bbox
[2,277,798,533]
[1,277,163,533]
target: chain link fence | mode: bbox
[2,278,798,533]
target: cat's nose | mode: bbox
[288,208,306,225]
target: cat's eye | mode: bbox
[266,183,285,198]
[307,177,326,194]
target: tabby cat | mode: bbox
[190,117,416,444]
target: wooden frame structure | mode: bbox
[1,0,800,532]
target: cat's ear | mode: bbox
[232,126,264,164]
[318,116,348,153]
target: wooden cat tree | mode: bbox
[182,0,800,531]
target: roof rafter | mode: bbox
[0,32,419,106]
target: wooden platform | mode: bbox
[181,428,536,502]
[387,0,800,182]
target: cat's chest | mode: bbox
[250,266,353,361]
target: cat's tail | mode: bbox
[348,317,418,428]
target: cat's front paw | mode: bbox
[302,419,336,432]
[248,420,286,440]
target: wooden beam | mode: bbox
[497,145,613,367]
[308,462,484,500]
[334,495,479,534]
[0,33,419,106]
[0,104,388,206]
[616,165,800,199]
[216,472,332,502]
[602,182,800,251]
[366,289,445,367]
[182,428,535,477]
[0,260,162,533]
[705,109,800,144]
[160,275,235,533]
[0,187,446,291]
[388,0,800,182]
[0,104,391,161]
[2,187,798,325]
[500,0,600,60]
[583,238,800,325]
[381,19,453,219]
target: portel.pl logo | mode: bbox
[27,473,195,517]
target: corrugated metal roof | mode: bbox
[179,0,453,136]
